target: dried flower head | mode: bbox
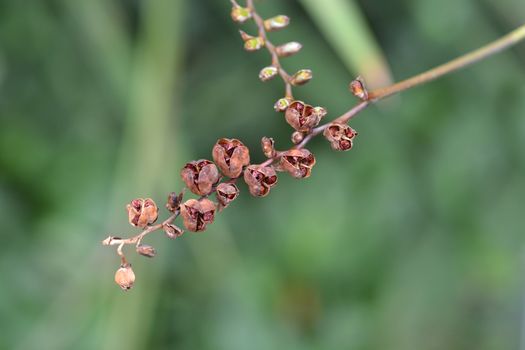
[275,42,302,57]
[216,182,240,209]
[115,264,135,291]
[164,223,184,239]
[181,160,220,196]
[261,137,276,158]
[126,198,159,228]
[180,198,217,232]
[285,101,324,132]
[212,138,250,178]
[280,149,316,178]
[290,69,313,86]
[136,244,157,258]
[323,123,358,151]
[244,165,278,197]
[264,15,290,32]
[349,76,368,100]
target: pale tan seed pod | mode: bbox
[264,15,290,31]
[290,69,313,86]
[115,264,135,291]
[275,42,302,57]
[164,223,184,239]
[259,66,278,82]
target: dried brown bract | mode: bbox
[180,198,217,232]
[181,160,220,196]
[244,165,278,197]
[216,182,240,209]
[126,198,159,228]
[280,149,316,179]
[166,191,184,213]
[212,138,250,178]
[323,123,358,151]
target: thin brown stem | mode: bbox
[247,0,294,98]
[368,24,525,101]
[102,212,179,250]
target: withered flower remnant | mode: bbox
[212,138,250,178]
[244,165,278,197]
[136,244,156,258]
[164,223,184,239]
[180,198,217,232]
[280,149,316,179]
[127,198,159,228]
[180,160,220,196]
[166,191,184,213]
[323,123,358,151]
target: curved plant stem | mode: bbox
[246,0,294,98]
[367,24,525,101]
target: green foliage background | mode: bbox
[1,0,524,349]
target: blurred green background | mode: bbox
[1,0,525,349]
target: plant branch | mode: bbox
[246,0,294,98]
[368,24,525,101]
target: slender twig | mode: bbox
[246,0,294,98]
[368,24,525,101]
[102,212,179,250]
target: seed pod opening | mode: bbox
[180,198,217,232]
[126,198,159,228]
[180,160,220,196]
[280,149,316,179]
[243,165,278,197]
[323,123,358,151]
[212,138,250,178]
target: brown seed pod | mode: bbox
[180,198,217,232]
[285,101,325,132]
[323,123,358,151]
[279,149,316,179]
[164,223,184,239]
[243,165,278,197]
[216,182,240,209]
[180,160,220,196]
[136,244,157,258]
[126,198,159,228]
[212,138,250,178]
[114,264,135,291]
[261,137,276,158]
